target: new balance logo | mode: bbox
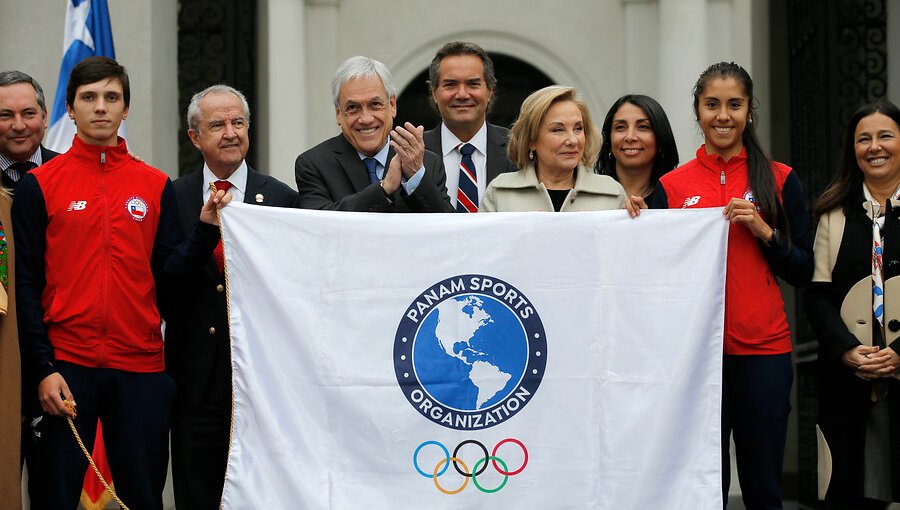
[682,196,701,208]
[67,201,87,211]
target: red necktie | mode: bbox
[212,180,233,273]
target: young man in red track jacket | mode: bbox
[13,57,228,510]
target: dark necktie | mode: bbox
[456,143,478,212]
[212,180,233,273]
[4,161,38,190]
[363,157,379,184]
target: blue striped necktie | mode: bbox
[456,143,477,213]
[363,157,379,184]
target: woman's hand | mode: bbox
[723,198,773,241]
[860,346,900,379]
[842,345,899,379]
[624,195,647,218]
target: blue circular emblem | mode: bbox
[394,275,547,430]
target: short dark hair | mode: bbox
[427,41,497,112]
[0,70,47,113]
[596,94,679,189]
[66,56,130,108]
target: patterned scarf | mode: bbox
[864,183,900,328]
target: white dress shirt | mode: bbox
[202,161,248,204]
[440,122,488,207]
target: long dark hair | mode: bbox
[596,94,679,190]
[814,100,900,218]
[693,62,787,237]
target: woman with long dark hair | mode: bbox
[650,62,814,509]
[596,94,679,204]
[806,100,900,509]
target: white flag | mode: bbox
[219,206,728,509]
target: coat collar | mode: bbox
[491,163,621,196]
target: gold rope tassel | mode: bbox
[63,400,130,510]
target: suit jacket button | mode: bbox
[890,319,900,332]
[208,326,216,335]
[889,260,900,268]
[216,284,225,293]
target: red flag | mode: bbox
[79,420,114,510]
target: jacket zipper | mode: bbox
[720,169,726,205]
[99,150,110,367]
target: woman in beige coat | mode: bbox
[0,188,21,507]
[482,86,625,212]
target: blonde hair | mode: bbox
[507,86,601,169]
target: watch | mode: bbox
[766,228,779,248]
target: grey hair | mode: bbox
[0,70,47,113]
[331,56,396,107]
[186,84,251,133]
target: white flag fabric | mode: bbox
[219,205,728,509]
[46,0,123,153]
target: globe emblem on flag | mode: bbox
[394,275,547,430]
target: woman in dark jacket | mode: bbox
[595,94,679,205]
[806,100,900,509]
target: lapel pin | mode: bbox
[255,194,264,203]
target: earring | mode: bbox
[529,150,534,160]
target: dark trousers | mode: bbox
[722,353,793,510]
[171,401,231,510]
[27,361,175,510]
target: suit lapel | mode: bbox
[40,145,60,163]
[485,124,509,183]
[333,135,371,193]
[244,166,267,205]
[423,127,443,157]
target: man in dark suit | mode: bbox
[167,84,298,509]
[0,70,58,508]
[296,56,453,212]
[0,71,59,189]
[423,42,516,213]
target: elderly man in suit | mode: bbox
[0,70,58,508]
[167,84,298,509]
[423,42,516,213]
[295,56,453,212]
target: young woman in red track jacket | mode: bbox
[650,62,814,509]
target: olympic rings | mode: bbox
[453,440,489,477]
[412,438,528,493]
[413,441,449,478]
[492,437,528,475]
[472,456,508,493]
[433,457,469,495]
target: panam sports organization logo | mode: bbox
[393,275,547,430]
[124,196,148,222]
